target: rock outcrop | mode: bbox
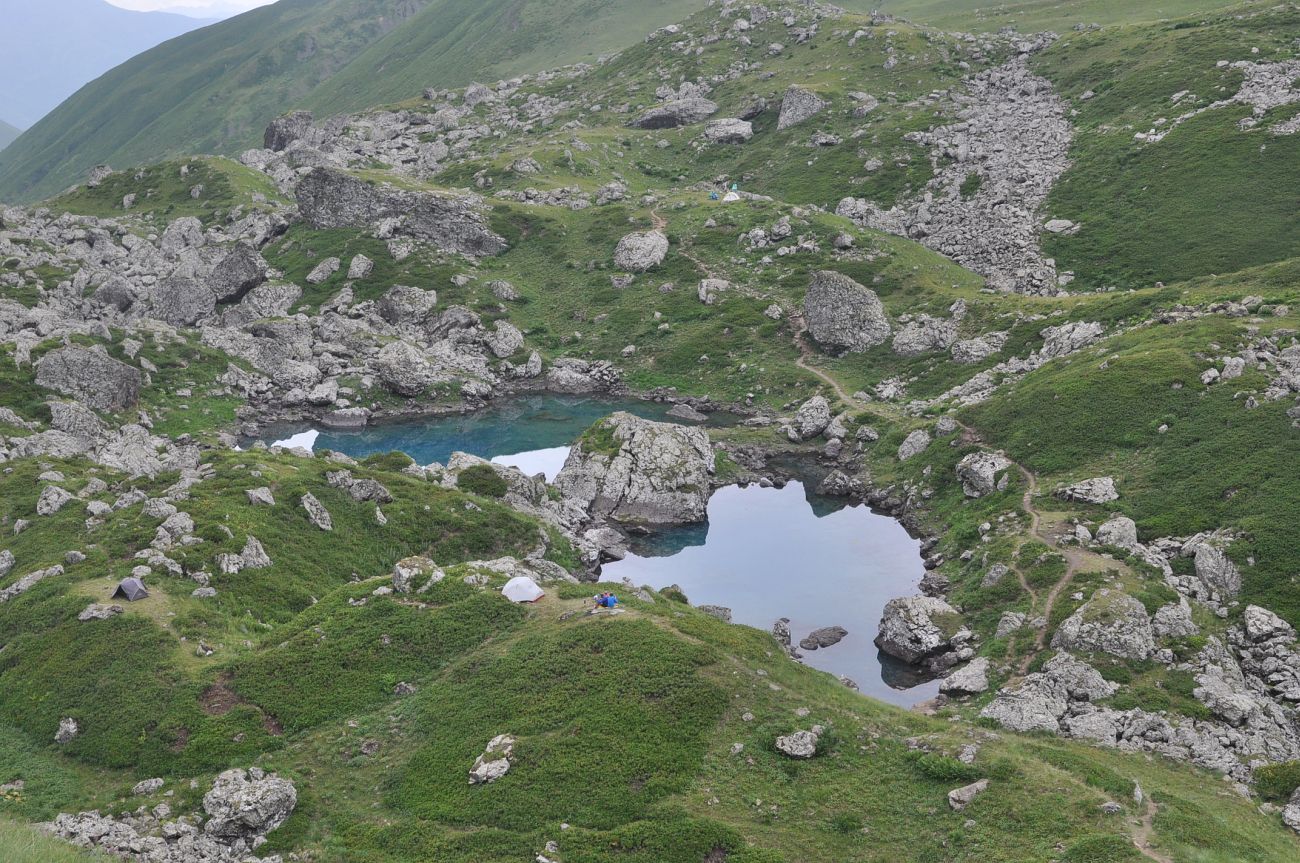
[777,86,827,130]
[555,412,714,526]
[1051,591,1155,660]
[34,346,142,412]
[295,167,505,256]
[955,451,1013,497]
[613,231,669,271]
[874,596,967,674]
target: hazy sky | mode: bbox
[105,0,277,17]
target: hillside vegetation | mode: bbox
[4,0,1300,860]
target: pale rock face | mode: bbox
[897,429,932,461]
[377,284,438,326]
[1039,321,1104,358]
[300,493,333,531]
[469,734,517,784]
[955,451,1012,497]
[1095,515,1138,548]
[1152,598,1199,638]
[802,270,890,354]
[630,97,718,129]
[979,652,1117,733]
[373,340,439,397]
[777,86,828,129]
[774,728,820,758]
[892,314,958,356]
[1057,476,1118,504]
[78,603,123,622]
[874,595,961,665]
[948,779,989,811]
[614,231,669,271]
[56,716,80,744]
[1192,543,1241,596]
[202,768,297,839]
[787,395,831,442]
[951,331,1009,364]
[555,412,714,526]
[34,345,142,412]
[1051,591,1155,660]
[940,657,991,695]
[703,118,754,143]
[36,484,74,515]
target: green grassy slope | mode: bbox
[0,0,708,204]
[303,0,703,117]
[876,0,1259,31]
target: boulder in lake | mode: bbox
[554,412,714,526]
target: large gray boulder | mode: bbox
[614,231,669,271]
[1051,590,1155,660]
[1283,787,1300,834]
[940,657,991,695]
[35,346,142,412]
[202,767,296,840]
[787,395,831,442]
[1095,515,1138,549]
[874,595,962,665]
[150,276,216,326]
[802,270,890,354]
[373,341,439,397]
[897,429,932,461]
[630,97,718,129]
[377,285,438,325]
[777,86,828,130]
[1057,476,1118,504]
[295,167,505,256]
[955,451,1012,497]
[703,118,754,143]
[206,242,268,303]
[554,412,714,525]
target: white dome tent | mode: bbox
[501,576,544,603]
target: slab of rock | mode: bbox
[306,257,341,284]
[940,657,990,695]
[554,412,714,525]
[150,276,217,326]
[614,230,669,271]
[667,403,708,422]
[897,429,932,461]
[207,242,267,303]
[979,652,1116,733]
[1283,787,1300,833]
[132,778,165,796]
[799,626,848,650]
[699,604,732,622]
[777,86,827,129]
[1192,543,1241,596]
[956,451,1012,497]
[1057,476,1118,504]
[78,603,123,621]
[55,716,79,744]
[469,734,516,784]
[1152,598,1198,638]
[245,487,275,506]
[802,270,890,354]
[36,484,74,515]
[948,779,989,811]
[347,254,375,280]
[35,346,142,412]
[630,97,718,129]
[301,493,333,531]
[703,118,753,143]
[377,284,438,325]
[1051,590,1154,660]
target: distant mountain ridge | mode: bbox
[0,0,214,130]
[0,0,703,203]
[0,121,21,153]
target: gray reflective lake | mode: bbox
[260,396,936,705]
[605,481,936,705]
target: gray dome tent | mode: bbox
[111,577,149,602]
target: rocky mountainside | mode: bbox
[0,0,711,204]
[4,1,1300,861]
